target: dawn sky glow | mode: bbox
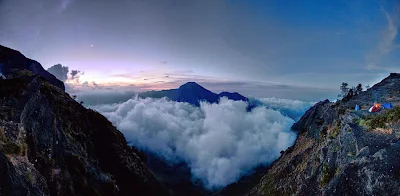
[0,0,399,101]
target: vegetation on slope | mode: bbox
[363,106,400,129]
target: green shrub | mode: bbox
[2,142,22,155]
[321,163,334,186]
[347,151,355,157]
[332,145,339,152]
[358,119,367,127]
[26,172,33,182]
[364,106,400,129]
[262,174,278,196]
[330,122,341,139]
[0,128,6,142]
[21,143,28,156]
[335,167,342,176]
[338,107,346,115]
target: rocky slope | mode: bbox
[0,45,169,196]
[246,73,400,195]
[0,45,65,90]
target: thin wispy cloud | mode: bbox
[58,0,72,13]
[366,8,399,71]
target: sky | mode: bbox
[0,0,399,101]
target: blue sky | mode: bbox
[0,0,399,101]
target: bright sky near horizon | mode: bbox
[0,0,399,101]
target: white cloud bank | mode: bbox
[91,97,312,189]
[255,97,315,121]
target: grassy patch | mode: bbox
[347,151,355,157]
[2,142,22,155]
[21,143,28,156]
[262,174,278,196]
[321,163,334,186]
[329,122,341,139]
[26,172,33,182]
[364,106,400,129]
[352,118,360,124]
[0,128,28,156]
[332,145,340,152]
[358,119,367,127]
[335,167,341,176]
[0,127,6,142]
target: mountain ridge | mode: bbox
[0,45,170,195]
[0,45,65,91]
[238,73,400,195]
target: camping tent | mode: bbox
[369,103,383,113]
[382,103,393,109]
[355,105,360,111]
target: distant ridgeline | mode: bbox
[139,82,250,107]
[0,45,65,90]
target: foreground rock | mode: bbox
[246,73,400,195]
[0,45,169,196]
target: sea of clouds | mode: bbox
[90,96,313,189]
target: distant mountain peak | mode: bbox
[140,81,249,107]
[179,82,205,89]
[218,92,249,102]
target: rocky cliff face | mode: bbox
[0,45,169,196]
[246,73,400,195]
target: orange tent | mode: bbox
[368,103,382,113]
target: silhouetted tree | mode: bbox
[356,84,363,94]
[340,82,349,97]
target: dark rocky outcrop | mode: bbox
[0,45,65,91]
[245,73,400,196]
[0,45,169,196]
